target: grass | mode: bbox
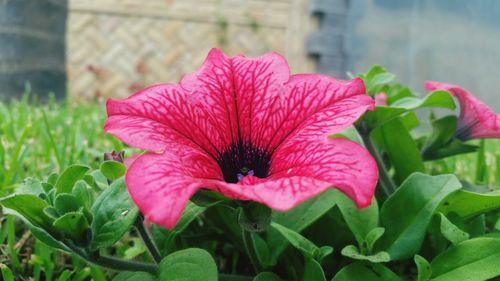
[0,95,499,279]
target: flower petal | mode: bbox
[215,138,378,209]
[125,144,222,229]
[425,81,500,140]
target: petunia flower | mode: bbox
[105,48,378,229]
[374,92,388,106]
[425,81,500,141]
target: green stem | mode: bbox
[135,215,162,263]
[241,228,262,274]
[357,125,397,195]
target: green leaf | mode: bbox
[438,213,469,246]
[25,222,70,252]
[54,193,80,214]
[334,190,379,245]
[341,245,390,263]
[100,160,126,181]
[158,248,217,281]
[72,180,92,210]
[55,164,90,194]
[268,189,337,263]
[331,261,403,281]
[422,116,457,157]
[414,255,432,281]
[270,222,321,259]
[365,227,385,253]
[438,190,500,219]
[56,270,73,281]
[372,119,425,183]
[303,257,326,281]
[0,263,14,281]
[378,173,462,260]
[0,194,54,231]
[253,272,283,281]
[19,178,44,196]
[365,90,455,130]
[112,271,156,281]
[90,178,139,250]
[431,238,500,281]
[238,202,272,233]
[53,212,89,241]
[152,201,207,255]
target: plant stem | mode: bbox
[135,215,162,263]
[357,125,397,195]
[241,228,262,274]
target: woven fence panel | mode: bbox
[67,0,314,100]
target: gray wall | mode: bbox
[310,0,500,110]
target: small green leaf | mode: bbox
[43,207,59,219]
[19,178,44,196]
[55,164,90,194]
[365,227,385,253]
[159,248,217,281]
[331,261,403,281]
[334,190,379,245]
[90,178,139,250]
[253,272,283,281]
[438,213,469,246]
[112,272,156,281]
[47,172,59,186]
[0,194,54,231]
[72,180,92,210]
[431,238,500,281]
[26,221,70,252]
[100,160,126,181]
[378,173,462,260]
[414,255,432,281]
[0,263,14,281]
[303,257,326,281]
[341,245,390,263]
[270,222,320,259]
[56,270,73,281]
[54,193,80,214]
[53,212,89,241]
[268,189,337,264]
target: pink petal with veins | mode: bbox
[425,81,500,140]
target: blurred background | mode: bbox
[1,0,499,109]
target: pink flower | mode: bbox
[105,49,378,229]
[425,81,500,140]
[374,92,387,106]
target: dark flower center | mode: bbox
[216,143,271,183]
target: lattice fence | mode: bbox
[67,0,314,100]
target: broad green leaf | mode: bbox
[54,193,80,214]
[334,190,378,245]
[90,178,139,250]
[373,118,425,183]
[55,164,90,194]
[341,245,390,263]
[270,222,320,259]
[431,238,500,281]
[438,213,469,246]
[19,177,44,196]
[159,248,217,281]
[53,212,89,241]
[72,180,92,210]
[100,160,126,181]
[365,90,455,130]
[303,257,326,281]
[253,272,283,281]
[331,261,402,281]
[268,189,337,263]
[378,173,462,260]
[0,194,54,231]
[414,255,432,281]
[112,271,156,281]
[438,190,500,219]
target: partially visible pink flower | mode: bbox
[425,81,500,140]
[105,48,378,229]
[374,92,387,106]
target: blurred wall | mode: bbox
[67,0,315,100]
